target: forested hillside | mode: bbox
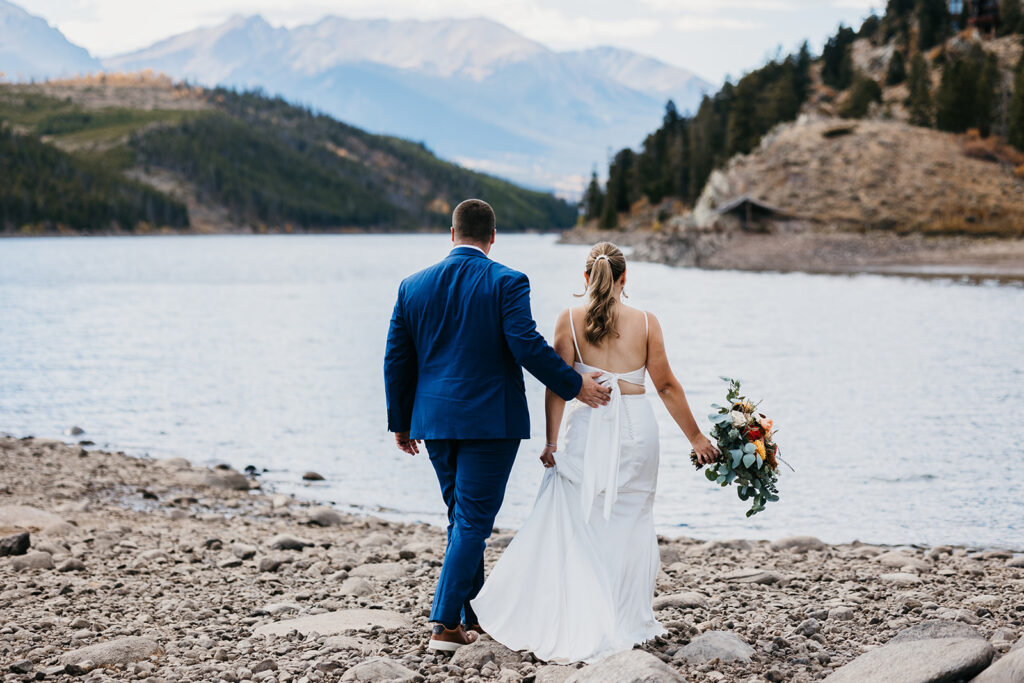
[0,77,575,234]
[585,0,1024,230]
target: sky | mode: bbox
[24,0,882,84]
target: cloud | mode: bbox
[673,15,761,32]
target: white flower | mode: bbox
[730,411,746,427]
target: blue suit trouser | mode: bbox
[425,438,520,628]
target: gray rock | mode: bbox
[252,659,277,673]
[880,572,923,586]
[653,591,709,611]
[259,602,301,616]
[796,618,822,636]
[232,543,257,560]
[967,595,1001,609]
[1007,556,1024,568]
[58,558,86,572]
[450,638,522,669]
[675,631,754,664]
[971,647,1024,682]
[349,562,408,580]
[338,577,374,597]
[566,649,686,682]
[322,635,376,655]
[889,620,985,645]
[769,535,826,553]
[0,531,30,556]
[59,636,162,668]
[824,638,993,683]
[205,470,250,491]
[258,556,283,572]
[8,660,33,674]
[11,551,54,571]
[340,657,419,682]
[268,534,313,551]
[829,606,855,621]
[875,550,921,567]
[66,426,85,435]
[302,471,325,481]
[252,608,411,637]
[722,568,785,585]
[307,506,343,526]
[534,664,577,683]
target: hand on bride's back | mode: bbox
[577,372,611,408]
[691,433,719,464]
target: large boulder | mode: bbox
[971,648,1024,682]
[888,620,985,645]
[565,650,686,682]
[340,658,419,682]
[824,638,994,683]
[59,637,161,668]
[674,631,754,664]
[253,609,411,637]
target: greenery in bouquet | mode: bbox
[690,377,786,517]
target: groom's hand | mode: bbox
[577,372,612,408]
[394,431,421,456]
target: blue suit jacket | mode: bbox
[384,246,582,440]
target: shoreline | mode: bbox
[560,227,1024,284]
[2,435,1023,682]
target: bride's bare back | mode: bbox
[568,303,648,395]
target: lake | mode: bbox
[1,234,1022,548]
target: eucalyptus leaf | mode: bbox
[743,442,757,454]
[704,469,717,481]
[742,452,756,468]
[732,452,742,468]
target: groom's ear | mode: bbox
[450,226,456,242]
[489,229,496,245]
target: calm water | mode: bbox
[1,234,1022,548]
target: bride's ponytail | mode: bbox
[581,242,626,345]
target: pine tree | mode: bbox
[582,170,604,221]
[906,53,934,126]
[999,0,1022,36]
[1008,57,1024,150]
[887,50,907,85]
[974,52,1000,137]
[794,41,812,100]
[917,0,952,50]
[822,25,858,89]
[839,75,883,118]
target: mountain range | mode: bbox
[0,2,713,195]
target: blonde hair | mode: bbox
[580,242,626,345]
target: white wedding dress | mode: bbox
[472,312,665,664]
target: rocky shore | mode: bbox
[2,435,1023,682]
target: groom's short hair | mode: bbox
[453,199,495,243]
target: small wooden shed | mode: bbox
[713,196,784,232]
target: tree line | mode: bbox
[0,126,188,233]
[586,0,1024,227]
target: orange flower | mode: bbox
[755,440,766,459]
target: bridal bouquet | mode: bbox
[690,377,786,517]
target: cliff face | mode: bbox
[689,116,1024,237]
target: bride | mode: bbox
[471,241,719,664]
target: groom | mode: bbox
[384,199,610,650]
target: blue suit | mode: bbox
[384,245,582,627]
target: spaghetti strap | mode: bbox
[643,311,649,365]
[643,311,649,340]
[568,309,584,364]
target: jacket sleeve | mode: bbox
[500,271,582,401]
[384,282,417,433]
